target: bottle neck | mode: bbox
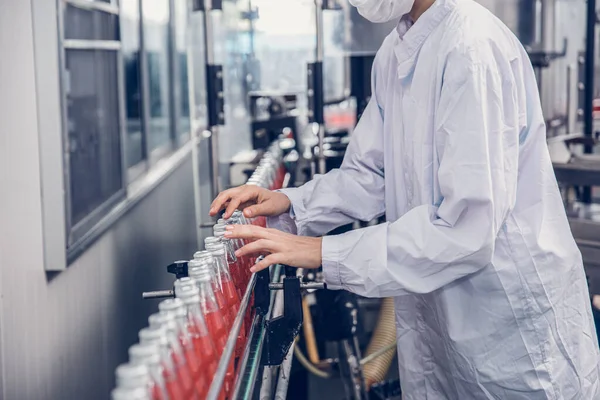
[211,253,233,282]
[185,302,210,337]
[197,279,219,314]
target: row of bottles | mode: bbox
[112,142,287,400]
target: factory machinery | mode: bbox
[111,0,600,398]
[112,141,400,400]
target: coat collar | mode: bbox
[393,0,458,78]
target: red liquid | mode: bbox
[205,311,236,396]
[213,285,231,329]
[150,382,164,400]
[205,311,227,351]
[164,368,185,400]
[183,341,204,397]
[223,277,245,357]
[171,351,195,398]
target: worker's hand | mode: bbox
[224,225,322,272]
[209,185,291,219]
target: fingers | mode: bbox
[224,224,273,240]
[243,203,270,218]
[209,188,237,216]
[250,254,282,273]
[235,239,275,258]
[223,192,249,219]
[210,186,258,217]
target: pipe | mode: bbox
[583,0,596,203]
[360,343,397,366]
[294,343,331,379]
[274,342,296,400]
[362,297,397,389]
[302,297,320,364]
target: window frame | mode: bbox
[31,0,195,269]
[57,1,129,248]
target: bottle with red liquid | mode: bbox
[206,239,243,298]
[147,313,196,400]
[128,343,168,400]
[188,258,231,329]
[225,213,253,283]
[111,387,150,400]
[175,285,220,399]
[196,247,245,357]
[205,236,241,295]
[158,299,205,397]
[138,326,185,400]
[209,228,239,273]
[177,283,233,398]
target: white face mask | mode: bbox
[349,0,415,23]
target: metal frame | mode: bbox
[30,0,197,267]
[31,0,69,271]
[65,0,120,15]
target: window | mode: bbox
[59,0,194,255]
[122,0,144,168]
[142,0,172,156]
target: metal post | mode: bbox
[539,0,557,120]
[315,0,326,175]
[583,0,596,203]
[203,0,221,196]
[274,343,296,400]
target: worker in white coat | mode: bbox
[211,0,600,397]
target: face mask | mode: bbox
[349,0,415,23]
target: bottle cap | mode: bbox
[128,343,161,366]
[148,312,176,332]
[158,298,186,319]
[179,292,201,306]
[206,242,226,256]
[194,250,213,262]
[115,363,149,389]
[174,278,195,296]
[138,326,167,347]
[204,236,220,245]
[111,387,149,400]
[188,259,203,269]
[188,264,211,280]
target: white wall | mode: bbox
[0,1,198,398]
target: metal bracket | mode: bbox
[254,268,271,316]
[192,0,223,11]
[206,65,225,126]
[167,260,189,279]
[261,275,304,366]
[241,7,259,20]
[307,62,324,124]
[527,38,568,68]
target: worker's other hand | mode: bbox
[209,185,291,219]
[224,225,322,272]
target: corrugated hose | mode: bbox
[296,296,397,389]
[362,297,397,388]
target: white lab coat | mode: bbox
[274,0,600,398]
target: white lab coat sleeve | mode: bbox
[323,53,519,296]
[269,65,386,237]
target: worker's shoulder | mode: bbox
[440,0,523,68]
[369,29,399,79]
